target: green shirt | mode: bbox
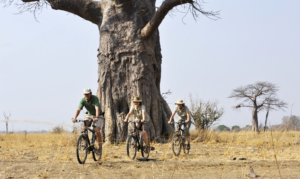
[173,105,190,122]
[78,95,102,115]
[129,105,150,123]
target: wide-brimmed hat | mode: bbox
[83,88,92,94]
[175,99,185,105]
[132,97,142,103]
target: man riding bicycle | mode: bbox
[72,88,103,154]
[168,99,191,150]
[124,97,151,152]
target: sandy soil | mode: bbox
[1,142,300,179]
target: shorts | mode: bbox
[177,121,191,136]
[136,121,151,131]
[84,114,103,128]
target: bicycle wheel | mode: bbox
[91,134,102,161]
[127,135,137,159]
[76,134,88,164]
[182,137,189,154]
[172,132,181,156]
[141,134,150,159]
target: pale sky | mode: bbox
[1,0,299,132]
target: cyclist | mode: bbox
[72,88,103,154]
[168,99,191,150]
[124,97,151,152]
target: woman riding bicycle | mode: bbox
[168,99,191,150]
[124,97,151,152]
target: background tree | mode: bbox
[216,125,230,132]
[3,112,11,134]
[282,115,300,131]
[229,81,287,132]
[2,0,219,143]
[189,94,224,130]
[231,125,240,131]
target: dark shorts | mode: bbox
[136,121,151,131]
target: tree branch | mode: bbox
[18,0,102,24]
[141,0,219,39]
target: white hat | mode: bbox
[175,99,184,105]
[132,97,142,102]
[83,88,92,94]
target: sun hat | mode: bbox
[83,88,92,94]
[175,99,185,105]
[132,97,142,102]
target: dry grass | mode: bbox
[0,130,300,178]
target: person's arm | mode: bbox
[141,110,146,123]
[93,106,100,122]
[124,112,132,122]
[168,111,176,124]
[185,110,190,123]
[72,108,81,122]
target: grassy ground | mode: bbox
[0,131,300,178]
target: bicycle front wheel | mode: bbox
[127,135,137,159]
[172,132,181,156]
[76,134,88,164]
[91,134,102,161]
[141,134,150,159]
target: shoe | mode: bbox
[144,145,150,153]
[187,143,190,150]
[95,148,102,155]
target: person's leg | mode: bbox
[135,123,140,135]
[83,115,92,130]
[142,123,150,145]
[184,122,191,149]
[95,126,102,149]
[142,130,148,145]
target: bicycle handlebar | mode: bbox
[124,120,144,123]
[169,122,187,125]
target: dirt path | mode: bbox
[1,143,300,178]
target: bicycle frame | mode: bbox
[128,121,143,149]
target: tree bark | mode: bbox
[264,105,270,132]
[252,107,259,132]
[97,0,174,143]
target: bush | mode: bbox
[189,94,224,130]
[217,125,230,132]
[52,126,65,134]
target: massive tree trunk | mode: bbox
[96,0,174,143]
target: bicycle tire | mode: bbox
[182,137,189,154]
[76,134,88,164]
[172,132,181,156]
[141,134,150,159]
[127,135,137,159]
[91,134,102,161]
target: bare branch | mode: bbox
[1,0,102,24]
[141,0,220,39]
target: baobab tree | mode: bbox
[229,82,287,132]
[3,0,219,143]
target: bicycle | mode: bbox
[170,122,190,156]
[74,116,103,164]
[126,121,150,160]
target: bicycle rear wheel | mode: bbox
[127,135,137,159]
[92,134,102,161]
[76,134,88,164]
[141,134,150,159]
[182,137,189,154]
[172,132,181,156]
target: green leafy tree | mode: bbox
[217,125,230,131]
